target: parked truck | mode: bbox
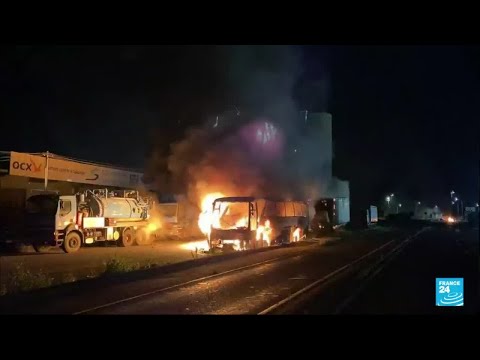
[25,188,157,253]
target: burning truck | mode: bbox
[198,194,309,251]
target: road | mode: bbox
[0,226,412,314]
[275,224,479,314]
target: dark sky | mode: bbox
[0,45,478,207]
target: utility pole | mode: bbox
[44,151,49,190]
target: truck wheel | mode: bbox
[120,229,134,247]
[62,232,81,253]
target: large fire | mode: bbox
[256,219,272,246]
[235,217,248,228]
[180,239,210,252]
[292,227,301,242]
[198,192,225,237]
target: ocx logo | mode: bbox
[11,158,43,172]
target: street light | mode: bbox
[386,196,391,215]
[452,196,464,217]
[397,203,402,214]
[414,201,421,217]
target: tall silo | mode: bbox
[305,112,333,181]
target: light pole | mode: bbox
[386,196,391,215]
[450,190,455,215]
[397,203,402,214]
[415,201,421,216]
[453,196,464,218]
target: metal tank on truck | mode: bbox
[25,188,158,253]
[85,192,148,221]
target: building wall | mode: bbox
[0,175,77,197]
[413,205,442,220]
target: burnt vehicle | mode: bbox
[209,196,309,251]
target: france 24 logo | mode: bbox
[436,278,464,306]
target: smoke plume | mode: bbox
[149,45,336,209]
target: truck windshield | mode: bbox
[212,201,250,230]
[26,195,59,215]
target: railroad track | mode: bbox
[73,249,312,314]
[74,229,426,315]
[259,228,427,315]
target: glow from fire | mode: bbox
[148,223,158,232]
[223,239,245,251]
[179,239,209,252]
[235,217,248,228]
[256,219,272,246]
[198,192,225,237]
[292,227,301,242]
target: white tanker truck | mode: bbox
[25,189,158,253]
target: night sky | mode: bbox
[1,45,478,208]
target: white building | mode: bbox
[413,205,442,221]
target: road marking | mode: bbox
[73,251,307,315]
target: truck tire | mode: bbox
[120,229,134,247]
[62,232,81,253]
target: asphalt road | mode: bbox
[0,227,407,314]
[282,225,479,315]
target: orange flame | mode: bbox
[235,217,248,228]
[198,192,225,237]
[292,227,301,242]
[256,219,272,246]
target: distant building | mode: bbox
[413,205,442,221]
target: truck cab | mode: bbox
[57,195,77,230]
[25,194,79,251]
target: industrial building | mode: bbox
[0,151,144,215]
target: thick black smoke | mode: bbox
[149,45,336,208]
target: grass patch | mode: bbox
[6,263,54,294]
[142,259,159,269]
[62,273,77,284]
[103,257,141,275]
